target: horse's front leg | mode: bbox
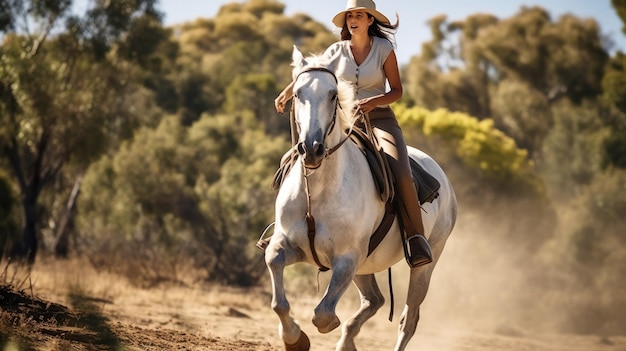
[313,256,358,334]
[265,237,310,351]
[336,274,385,351]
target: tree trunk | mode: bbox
[4,133,53,265]
[20,195,38,264]
[54,176,82,258]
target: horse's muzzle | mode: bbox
[297,140,325,169]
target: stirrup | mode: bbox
[256,222,276,251]
[406,234,433,268]
[256,237,270,251]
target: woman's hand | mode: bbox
[357,97,378,114]
[274,91,290,114]
[275,81,295,114]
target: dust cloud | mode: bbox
[290,201,622,349]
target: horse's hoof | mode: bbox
[314,315,340,334]
[285,331,310,351]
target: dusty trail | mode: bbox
[1,257,624,351]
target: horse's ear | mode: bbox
[325,59,338,75]
[291,45,307,74]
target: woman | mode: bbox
[274,0,432,268]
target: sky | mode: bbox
[156,0,626,65]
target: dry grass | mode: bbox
[1,228,625,351]
[0,257,273,350]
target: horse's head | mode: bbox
[291,46,355,169]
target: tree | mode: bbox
[395,104,540,191]
[77,112,288,286]
[0,169,18,257]
[601,1,626,168]
[406,7,609,159]
[0,0,163,263]
[613,0,626,35]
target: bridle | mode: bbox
[292,67,361,171]
[291,67,364,272]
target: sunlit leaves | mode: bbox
[395,104,537,188]
[244,0,284,18]
[169,0,336,124]
[213,11,261,43]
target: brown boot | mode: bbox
[406,234,433,268]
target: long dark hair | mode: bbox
[340,13,399,48]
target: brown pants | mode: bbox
[368,107,424,236]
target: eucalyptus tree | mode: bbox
[601,0,626,168]
[0,0,164,263]
[406,7,609,158]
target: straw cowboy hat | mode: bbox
[332,0,390,28]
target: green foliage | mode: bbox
[403,8,626,333]
[491,80,551,154]
[83,0,163,59]
[0,4,624,333]
[395,104,539,191]
[31,0,72,17]
[117,15,170,68]
[540,101,609,200]
[223,73,286,134]
[169,0,335,124]
[244,0,285,18]
[602,126,626,168]
[603,53,626,113]
[601,53,626,169]
[395,104,557,257]
[408,7,609,158]
[4,0,331,276]
[0,0,168,262]
[78,113,289,285]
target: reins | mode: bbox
[294,67,364,271]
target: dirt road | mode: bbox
[1,257,625,351]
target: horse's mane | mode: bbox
[294,53,358,131]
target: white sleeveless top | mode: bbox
[323,36,394,106]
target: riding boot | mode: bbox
[407,234,433,267]
[397,187,433,268]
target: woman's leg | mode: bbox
[370,114,433,267]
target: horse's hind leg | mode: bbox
[393,264,436,351]
[265,238,310,351]
[336,274,385,351]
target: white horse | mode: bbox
[264,47,457,351]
